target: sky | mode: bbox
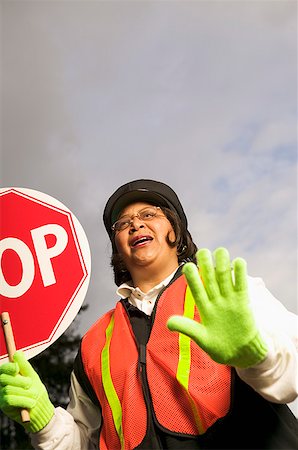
[1,0,297,405]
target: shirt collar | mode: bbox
[116,267,179,300]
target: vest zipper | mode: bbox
[137,342,165,449]
[138,343,147,372]
[138,343,151,408]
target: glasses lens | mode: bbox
[113,216,130,231]
[112,206,159,231]
[139,207,158,220]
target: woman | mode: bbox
[1,179,297,449]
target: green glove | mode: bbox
[167,247,268,368]
[0,351,54,433]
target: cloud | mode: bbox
[2,0,296,329]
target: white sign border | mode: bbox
[0,187,91,362]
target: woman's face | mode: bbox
[114,201,179,275]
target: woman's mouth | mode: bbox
[130,235,153,248]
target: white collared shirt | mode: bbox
[116,267,179,316]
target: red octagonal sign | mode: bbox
[0,188,91,362]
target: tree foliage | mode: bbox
[0,307,87,449]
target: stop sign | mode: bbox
[0,188,91,362]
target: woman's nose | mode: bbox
[129,216,144,232]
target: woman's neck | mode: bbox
[131,262,179,293]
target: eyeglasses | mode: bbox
[111,206,162,232]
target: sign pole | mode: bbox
[1,312,30,423]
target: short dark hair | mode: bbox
[110,206,198,286]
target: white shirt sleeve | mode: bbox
[236,276,298,404]
[30,372,101,450]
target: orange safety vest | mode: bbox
[81,275,232,450]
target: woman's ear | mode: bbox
[167,229,177,246]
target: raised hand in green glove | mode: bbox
[167,247,268,368]
[0,351,54,433]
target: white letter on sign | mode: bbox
[31,224,68,287]
[0,238,35,298]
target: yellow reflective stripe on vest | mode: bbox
[176,285,195,388]
[176,285,205,434]
[101,314,125,449]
